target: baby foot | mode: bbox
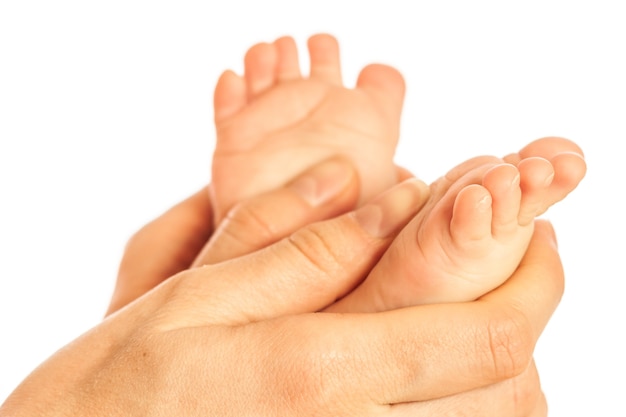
[326,137,586,313]
[210,34,405,224]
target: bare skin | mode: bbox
[98,157,558,415]
[208,34,585,314]
[210,33,405,224]
[1,163,560,416]
[327,137,586,312]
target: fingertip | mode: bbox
[413,178,431,205]
[353,178,426,238]
[533,219,558,249]
[288,157,359,207]
[395,164,416,182]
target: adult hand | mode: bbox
[102,155,555,415]
[107,158,415,314]
[108,136,580,315]
[1,176,561,416]
[106,157,362,315]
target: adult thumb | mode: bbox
[168,178,429,326]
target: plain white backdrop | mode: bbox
[1,1,624,415]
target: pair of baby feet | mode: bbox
[209,33,587,313]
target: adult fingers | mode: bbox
[163,178,430,327]
[388,360,543,416]
[106,187,213,316]
[273,219,563,406]
[478,219,563,339]
[192,157,360,266]
[194,160,421,267]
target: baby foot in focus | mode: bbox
[210,33,405,224]
[326,137,586,313]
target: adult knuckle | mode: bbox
[482,309,534,381]
[223,201,276,244]
[286,224,344,279]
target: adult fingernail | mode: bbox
[353,179,428,238]
[288,158,355,206]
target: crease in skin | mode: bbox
[322,113,388,144]
[215,82,330,152]
[217,83,384,156]
[216,66,399,155]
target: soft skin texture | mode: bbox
[107,157,364,315]
[108,157,417,315]
[0,166,561,416]
[210,33,405,224]
[327,137,585,312]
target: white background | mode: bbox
[1,1,624,415]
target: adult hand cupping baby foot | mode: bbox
[107,156,422,315]
[107,157,365,315]
[1,157,560,416]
